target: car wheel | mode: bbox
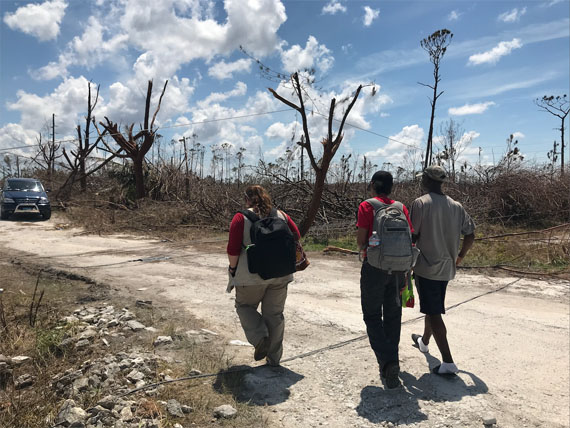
[0,206,9,220]
[42,210,51,220]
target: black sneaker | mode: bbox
[381,362,401,389]
[254,337,270,361]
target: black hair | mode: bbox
[373,180,393,195]
[370,170,393,195]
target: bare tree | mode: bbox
[548,140,559,180]
[235,147,246,188]
[98,80,168,199]
[401,146,423,180]
[268,72,365,236]
[59,82,117,197]
[535,94,569,175]
[419,29,453,169]
[221,142,232,183]
[498,134,524,173]
[358,155,377,198]
[32,118,62,189]
[435,118,472,182]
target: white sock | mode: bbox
[438,362,458,374]
[418,336,429,353]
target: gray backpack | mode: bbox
[366,198,419,273]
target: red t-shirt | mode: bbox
[227,211,301,256]
[357,196,414,239]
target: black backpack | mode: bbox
[240,209,296,280]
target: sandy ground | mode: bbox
[1,214,568,428]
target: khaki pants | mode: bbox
[235,282,288,365]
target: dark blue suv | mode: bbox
[0,178,51,220]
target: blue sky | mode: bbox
[1,0,569,173]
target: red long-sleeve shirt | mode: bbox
[226,211,301,256]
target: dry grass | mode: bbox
[465,223,570,276]
[62,197,227,243]
[0,262,268,428]
[0,264,98,427]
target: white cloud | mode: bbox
[459,130,479,147]
[456,131,481,162]
[468,38,522,65]
[3,0,67,41]
[322,0,346,15]
[0,123,40,155]
[121,0,286,82]
[265,121,299,140]
[69,17,129,68]
[33,0,287,81]
[341,43,353,54]
[512,131,525,139]
[171,89,281,161]
[266,141,290,157]
[32,16,129,80]
[448,101,495,116]
[448,10,461,21]
[96,76,195,128]
[7,76,93,134]
[365,125,425,162]
[363,6,379,27]
[208,59,252,80]
[280,36,334,73]
[182,78,390,162]
[498,7,527,23]
[198,82,248,107]
[544,0,564,6]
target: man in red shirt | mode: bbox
[356,171,413,389]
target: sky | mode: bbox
[1,0,569,174]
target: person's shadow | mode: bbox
[213,364,304,405]
[357,352,488,424]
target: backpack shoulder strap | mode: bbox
[268,208,279,218]
[366,198,389,212]
[240,210,259,223]
[391,201,404,212]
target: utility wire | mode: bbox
[118,277,522,397]
[0,107,557,160]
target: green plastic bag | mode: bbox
[401,273,415,308]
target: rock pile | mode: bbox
[3,304,233,427]
[54,395,194,428]
[59,305,158,350]
[51,351,167,397]
[0,353,33,389]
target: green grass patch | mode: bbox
[302,235,358,252]
[303,224,569,275]
[35,326,67,359]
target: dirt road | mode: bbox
[1,215,568,428]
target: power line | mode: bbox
[0,106,561,158]
[0,109,293,152]
[0,144,38,153]
[116,277,522,397]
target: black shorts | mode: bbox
[415,275,448,315]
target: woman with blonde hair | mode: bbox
[227,185,300,366]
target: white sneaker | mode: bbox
[433,362,458,375]
[412,334,429,353]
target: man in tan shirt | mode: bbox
[410,165,475,375]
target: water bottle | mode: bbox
[368,231,380,247]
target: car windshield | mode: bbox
[4,180,44,192]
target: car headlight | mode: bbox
[3,197,15,203]
[39,197,49,202]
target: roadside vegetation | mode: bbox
[0,262,267,427]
